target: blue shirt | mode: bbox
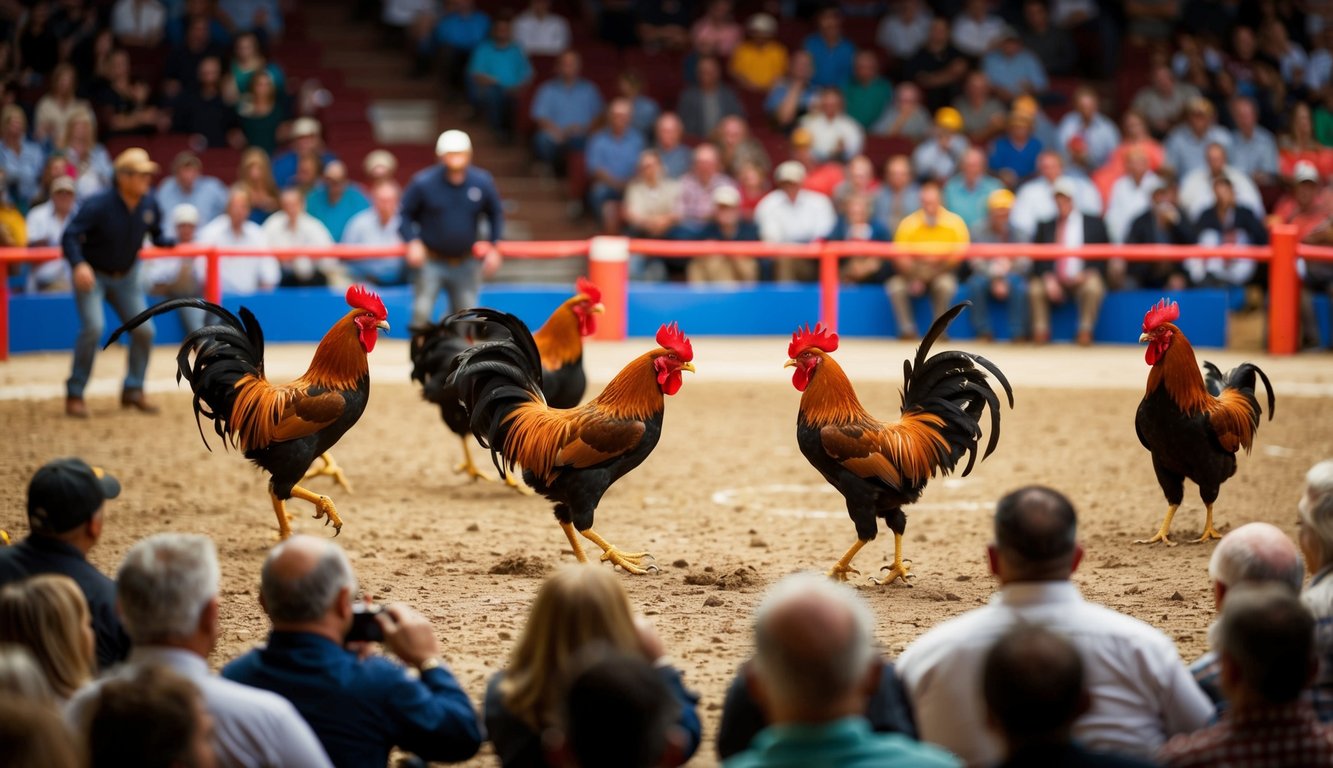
[724,717,960,768]
[586,129,646,184]
[658,145,692,178]
[0,137,46,209]
[803,34,856,88]
[306,183,370,242]
[222,632,482,768]
[466,39,532,90]
[62,188,173,273]
[156,175,230,239]
[434,10,490,50]
[944,174,1004,229]
[530,78,604,132]
[980,50,1049,96]
[399,165,503,256]
[989,136,1044,181]
[271,149,337,190]
[218,0,282,36]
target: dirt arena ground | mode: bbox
[3,335,1333,767]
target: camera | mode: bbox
[345,603,384,643]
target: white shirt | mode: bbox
[1009,175,1103,242]
[196,215,281,294]
[1179,165,1266,219]
[111,0,166,39]
[951,14,1005,57]
[876,10,932,59]
[263,211,335,283]
[514,10,571,56]
[381,0,433,27]
[1104,171,1161,244]
[341,209,402,245]
[25,200,76,291]
[66,646,333,768]
[754,188,836,245]
[896,581,1213,767]
[797,112,865,162]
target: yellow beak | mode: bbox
[377,320,391,333]
[784,359,797,368]
[592,303,605,314]
[1138,333,1150,343]
[681,362,696,373]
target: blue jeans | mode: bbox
[532,132,586,170]
[411,255,482,327]
[964,272,1030,339]
[467,81,515,137]
[67,263,155,399]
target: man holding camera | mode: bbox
[222,535,483,768]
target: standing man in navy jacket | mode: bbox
[61,148,175,418]
[400,129,504,328]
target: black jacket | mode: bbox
[1032,213,1111,276]
[1125,207,1196,288]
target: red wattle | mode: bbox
[792,368,809,391]
[661,371,682,395]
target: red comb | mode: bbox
[789,323,839,358]
[346,285,387,320]
[576,276,602,304]
[655,322,693,361]
[1142,298,1179,332]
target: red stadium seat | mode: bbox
[862,135,917,166]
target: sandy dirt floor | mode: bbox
[3,336,1333,767]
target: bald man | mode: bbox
[222,536,482,768]
[724,572,957,767]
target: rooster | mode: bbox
[105,286,390,538]
[786,303,1013,584]
[447,309,694,574]
[408,278,604,483]
[1135,299,1275,545]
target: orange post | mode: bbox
[204,247,222,306]
[587,236,628,340]
[1268,224,1299,356]
[818,244,839,332]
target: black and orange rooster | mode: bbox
[106,286,390,538]
[1135,299,1274,545]
[447,309,694,574]
[409,278,604,482]
[786,304,1013,584]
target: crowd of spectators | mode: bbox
[5,456,1333,767]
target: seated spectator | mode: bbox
[872,154,920,235]
[803,8,855,89]
[798,88,862,164]
[229,31,285,95]
[843,50,892,132]
[530,50,603,175]
[33,64,94,146]
[616,71,660,140]
[730,14,786,93]
[163,16,228,103]
[1092,110,1165,204]
[466,14,532,144]
[61,114,114,200]
[1105,147,1162,244]
[0,697,84,768]
[289,152,325,195]
[944,146,1003,230]
[1179,142,1265,220]
[264,187,338,287]
[1133,63,1202,137]
[673,143,736,242]
[1158,584,1333,766]
[871,81,932,141]
[342,182,406,286]
[0,458,129,668]
[678,56,744,140]
[549,650,687,768]
[897,485,1212,765]
[623,150,682,242]
[157,152,228,240]
[65,533,333,767]
[830,194,891,286]
[513,0,570,57]
[1229,95,1278,187]
[876,0,932,61]
[1279,101,1333,181]
[953,70,1006,145]
[1299,460,1333,715]
[86,664,216,768]
[0,575,95,702]
[431,0,490,99]
[765,50,817,133]
[306,160,369,243]
[0,644,55,703]
[692,0,741,58]
[0,106,45,210]
[272,118,336,191]
[1020,0,1076,77]
[195,186,281,294]
[0,174,26,246]
[734,160,769,218]
[652,113,691,179]
[1186,523,1306,717]
[953,0,1005,58]
[755,161,836,282]
[235,148,280,222]
[1165,98,1232,180]
[171,56,241,149]
[981,26,1047,103]
[486,565,700,767]
[165,0,231,48]
[111,0,166,47]
[219,0,283,40]
[237,69,288,155]
[985,624,1158,768]
[1121,173,1191,289]
[17,4,59,81]
[832,154,880,213]
[787,128,845,197]
[586,98,646,233]
[1057,86,1120,174]
[989,106,1044,188]
[907,18,968,112]
[966,188,1030,341]
[1269,161,1333,240]
[1010,151,1102,241]
[912,107,969,184]
[363,149,399,187]
[688,185,759,284]
[724,572,958,767]
[144,204,206,336]
[888,181,967,339]
[224,535,483,766]
[637,0,691,52]
[1030,179,1111,345]
[24,176,78,292]
[1189,175,1266,289]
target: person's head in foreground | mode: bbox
[1216,582,1316,710]
[989,485,1081,583]
[87,664,216,768]
[983,623,1087,754]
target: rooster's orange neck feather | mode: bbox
[532,298,585,370]
[301,311,371,390]
[800,354,872,425]
[1146,325,1211,415]
[590,350,665,421]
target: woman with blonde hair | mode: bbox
[484,565,701,767]
[0,644,55,704]
[61,111,114,199]
[33,63,94,146]
[236,147,280,222]
[0,575,96,702]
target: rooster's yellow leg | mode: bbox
[1194,504,1223,543]
[504,468,535,495]
[303,453,354,493]
[580,529,657,575]
[1136,504,1179,546]
[290,485,343,536]
[872,533,913,585]
[2,529,12,545]
[828,540,868,581]
[559,521,590,563]
[454,438,492,482]
[270,491,293,540]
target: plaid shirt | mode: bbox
[1157,701,1333,767]
[1192,649,1333,723]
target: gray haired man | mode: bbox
[1299,459,1333,721]
[65,533,333,767]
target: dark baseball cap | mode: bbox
[27,458,121,534]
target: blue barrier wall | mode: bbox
[8,283,1243,353]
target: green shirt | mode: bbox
[724,716,960,768]
[843,78,893,130]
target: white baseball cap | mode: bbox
[436,129,472,155]
[1051,177,1077,199]
[775,160,806,184]
[172,203,200,225]
[712,185,741,207]
[291,117,321,139]
[50,175,76,194]
[1294,160,1320,184]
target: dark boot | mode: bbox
[120,389,160,414]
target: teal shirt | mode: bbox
[467,40,533,90]
[305,184,370,242]
[843,77,893,130]
[724,717,960,768]
[943,174,1003,230]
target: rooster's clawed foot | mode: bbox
[453,459,493,482]
[827,563,861,582]
[599,548,658,575]
[871,559,913,586]
[304,453,354,493]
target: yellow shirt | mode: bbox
[730,41,789,91]
[893,207,969,261]
[0,206,27,247]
